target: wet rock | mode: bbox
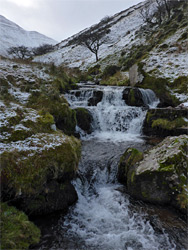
[122,87,147,107]
[143,108,188,137]
[20,181,78,216]
[75,107,93,134]
[88,90,103,106]
[118,135,188,214]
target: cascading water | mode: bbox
[36,84,180,250]
[66,84,159,141]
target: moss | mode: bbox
[1,135,81,197]
[152,117,187,130]
[118,148,143,184]
[101,71,129,86]
[28,91,76,135]
[177,186,188,209]
[9,129,32,142]
[38,110,54,128]
[88,64,101,75]
[130,89,136,105]
[102,65,120,78]
[1,202,40,250]
[171,76,188,94]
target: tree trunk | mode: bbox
[95,52,99,62]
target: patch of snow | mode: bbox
[0,133,67,156]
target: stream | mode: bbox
[34,84,187,250]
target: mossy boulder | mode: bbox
[1,133,81,215]
[118,135,188,214]
[143,108,188,136]
[122,87,146,107]
[1,202,40,249]
[28,91,76,135]
[75,107,93,134]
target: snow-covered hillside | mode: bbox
[0,15,57,57]
[33,0,188,82]
[34,1,147,68]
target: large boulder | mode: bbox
[75,107,93,134]
[143,108,188,137]
[1,133,81,215]
[122,87,146,107]
[88,90,103,106]
[118,135,188,214]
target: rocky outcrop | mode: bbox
[118,135,188,214]
[75,107,93,134]
[88,90,103,106]
[143,108,188,137]
[1,133,81,216]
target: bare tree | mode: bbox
[139,1,156,25]
[33,44,54,56]
[7,46,32,59]
[77,29,110,62]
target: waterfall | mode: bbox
[66,85,159,141]
[38,84,177,250]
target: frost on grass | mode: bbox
[0,133,67,157]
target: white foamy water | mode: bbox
[60,139,175,250]
[65,84,159,142]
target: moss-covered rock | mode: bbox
[1,133,81,215]
[122,87,146,107]
[75,107,93,134]
[28,91,76,135]
[118,135,188,214]
[1,202,40,249]
[143,108,188,136]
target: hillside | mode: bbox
[34,0,188,82]
[0,15,57,57]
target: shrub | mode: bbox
[102,65,120,78]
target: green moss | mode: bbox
[38,110,54,127]
[1,135,81,196]
[171,76,188,94]
[177,186,188,209]
[152,117,187,130]
[28,91,76,135]
[102,65,120,78]
[9,129,32,142]
[1,202,40,250]
[88,64,101,75]
[131,171,135,183]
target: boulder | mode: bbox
[143,108,188,137]
[88,90,103,106]
[75,107,93,134]
[118,135,188,214]
[122,87,146,107]
[1,133,81,216]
